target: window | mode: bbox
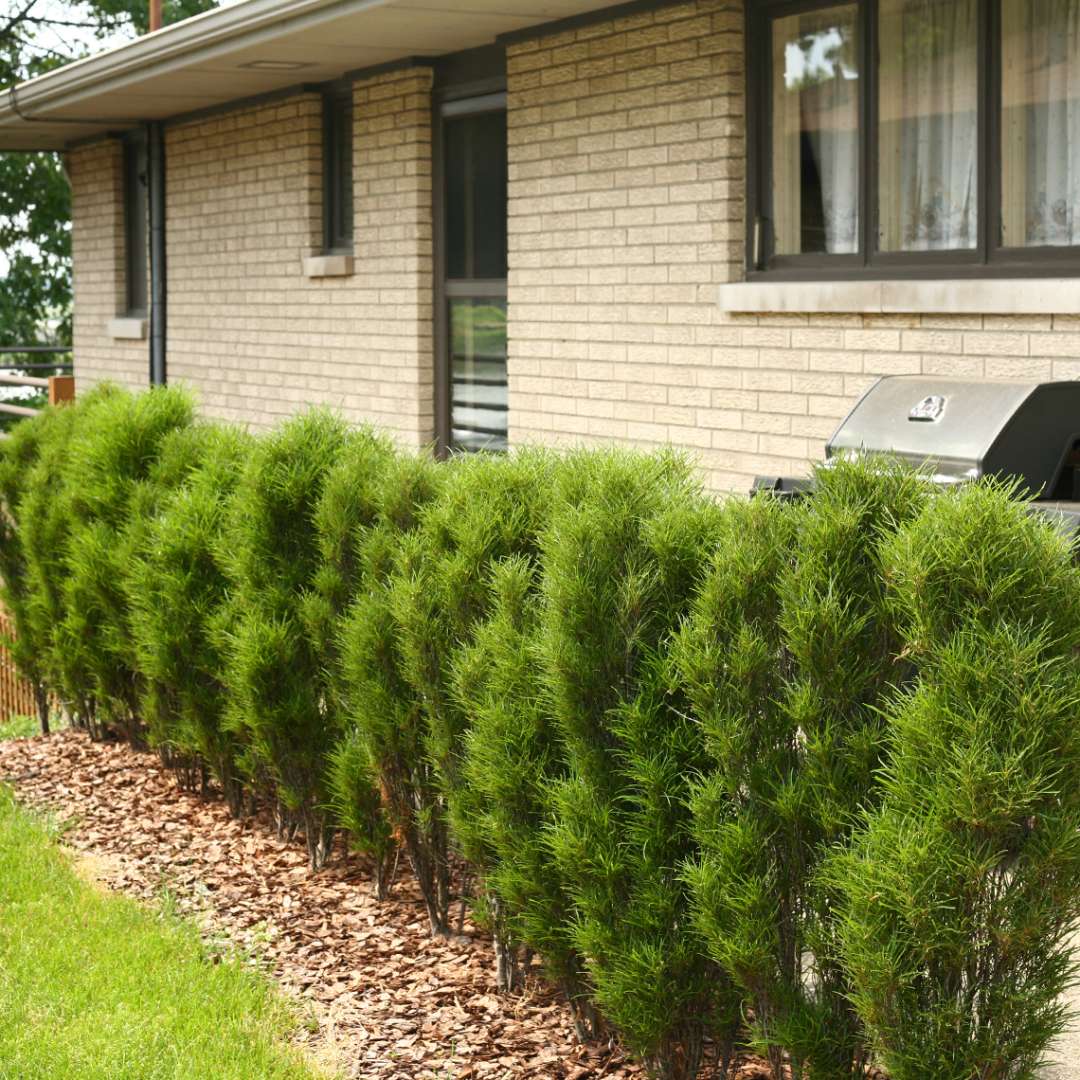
[322,87,354,254]
[123,134,148,315]
[749,0,1080,277]
[437,97,508,454]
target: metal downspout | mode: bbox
[148,120,166,386]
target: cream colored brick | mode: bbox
[75,71,434,443]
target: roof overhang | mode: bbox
[0,0,613,151]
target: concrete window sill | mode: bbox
[717,279,1080,316]
[106,317,147,340]
[303,254,354,279]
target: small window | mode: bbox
[123,135,148,315]
[749,0,1080,278]
[322,87,354,254]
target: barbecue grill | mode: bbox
[753,375,1080,536]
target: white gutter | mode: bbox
[3,0,390,121]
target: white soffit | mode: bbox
[0,0,611,151]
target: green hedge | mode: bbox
[3,384,1080,1080]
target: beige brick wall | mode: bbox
[504,0,1080,492]
[73,66,435,445]
[70,140,148,393]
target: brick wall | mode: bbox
[504,0,1080,492]
[73,65,435,445]
[70,140,148,392]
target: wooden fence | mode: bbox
[0,608,39,721]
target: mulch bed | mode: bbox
[0,730,772,1079]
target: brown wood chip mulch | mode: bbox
[0,730,773,1080]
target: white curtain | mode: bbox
[878,0,979,252]
[806,76,860,253]
[1002,0,1080,247]
[772,7,860,255]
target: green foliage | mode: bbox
[18,391,106,721]
[336,452,447,928]
[222,410,352,869]
[56,386,196,737]
[386,450,555,954]
[452,555,586,1004]
[308,428,397,895]
[828,483,1080,1079]
[0,406,61,729]
[831,627,1080,1080]
[541,449,735,1079]
[681,458,929,1079]
[881,478,1080,655]
[125,423,253,812]
[4,395,1079,1080]
[0,151,71,347]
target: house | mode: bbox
[1,0,1078,491]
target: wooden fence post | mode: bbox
[48,375,75,406]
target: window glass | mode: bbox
[123,137,148,315]
[449,298,507,453]
[878,0,979,252]
[445,111,508,280]
[1001,0,1080,247]
[323,92,354,252]
[771,4,860,255]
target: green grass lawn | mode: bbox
[0,786,331,1080]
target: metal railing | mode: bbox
[0,346,74,422]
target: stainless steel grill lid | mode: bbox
[826,376,1080,496]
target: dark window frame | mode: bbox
[746,0,1080,280]
[322,84,354,255]
[432,46,508,456]
[123,132,148,316]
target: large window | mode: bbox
[749,0,1080,277]
[123,133,148,315]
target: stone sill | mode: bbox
[717,279,1080,316]
[303,254,354,279]
[106,316,147,340]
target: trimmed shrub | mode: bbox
[19,387,121,730]
[680,458,928,1079]
[49,387,195,739]
[452,554,588,1011]
[335,452,447,926]
[306,428,397,895]
[125,423,253,813]
[388,449,555,957]
[0,406,68,732]
[540,449,736,1080]
[827,482,1080,1078]
[222,410,353,868]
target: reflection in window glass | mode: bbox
[878,0,978,252]
[1002,0,1080,247]
[450,298,507,453]
[771,4,860,255]
[445,112,508,281]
